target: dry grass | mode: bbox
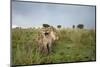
[12,28,96,65]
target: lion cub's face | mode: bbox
[41,27,52,36]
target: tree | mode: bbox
[57,25,61,29]
[43,24,50,28]
[73,25,75,29]
[77,24,84,29]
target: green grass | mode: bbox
[12,28,96,65]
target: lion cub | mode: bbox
[36,27,58,54]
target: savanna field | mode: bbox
[12,28,96,65]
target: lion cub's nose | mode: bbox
[44,33,49,36]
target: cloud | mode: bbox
[12,25,19,28]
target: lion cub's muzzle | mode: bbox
[44,32,49,36]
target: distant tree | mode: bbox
[43,24,50,28]
[16,27,21,29]
[73,25,75,29]
[57,25,61,29]
[77,24,84,29]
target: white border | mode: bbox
[0,0,100,67]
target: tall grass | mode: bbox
[12,28,96,65]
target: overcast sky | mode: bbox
[12,1,96,29]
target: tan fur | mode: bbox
[36,27,59,54]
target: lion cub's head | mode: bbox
[41,27,53,36]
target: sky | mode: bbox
[12,1,96,29]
